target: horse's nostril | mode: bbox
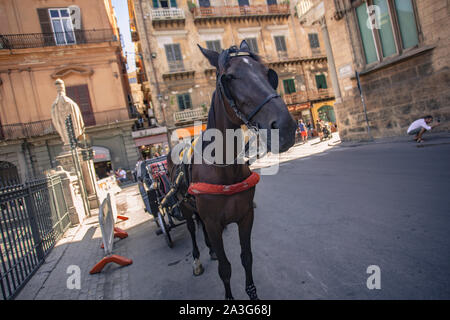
[271,121,279,129]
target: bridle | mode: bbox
[217,50,280,131]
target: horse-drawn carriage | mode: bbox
[136,155,186,248]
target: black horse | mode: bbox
[167,40,296,300]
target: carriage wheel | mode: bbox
[157,210,173,248]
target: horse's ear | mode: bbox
[240,40,250,52]
[198,44,219,69]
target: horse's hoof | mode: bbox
[225,296,234,300]
[193,259,204,276]
[246,284,258,300]
[209,251,218,261]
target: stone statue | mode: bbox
[51,79,85,146]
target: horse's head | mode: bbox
[198,40,296,153]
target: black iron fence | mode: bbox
[0,29,117,50]
[0,175,71,300]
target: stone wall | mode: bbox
[323,0,450,141]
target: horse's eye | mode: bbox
[227,74,237,80]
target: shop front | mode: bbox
[288,103,313,125]
[93,146,112,179]
[311,100,337,131]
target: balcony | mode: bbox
[277,50,289,61]
[0,120,55,140]
[0,109,131,140]
[284,88,334,105]
[0,29,118,50]
[151,8,185,27]
[193,4,290,22]
[162,61,195,81]
[174,108,208,124]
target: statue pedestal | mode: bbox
[56,149,99,211]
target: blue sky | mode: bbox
[111,0,136,72]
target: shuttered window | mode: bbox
[244,38,258,53]
[153,0,177,8]
[308,33,320,49]
[177,93,192,110]
[165,43,184,72]
[66,85,96,126]
[283,79,296,94]
[315,74,328,89]
[199,0,211,7]
[239,0,250,6]
[206,40,221,52]
[274,36,287,52]
[37,8,55,46]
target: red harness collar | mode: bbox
[188,172,260,196]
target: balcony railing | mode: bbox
[151,8,185,20]
[277,50,289,60]
[0,109,131,140]
[167,60,185,73]
[174,108,208,123]
[0,29,117,50]
[0,120,56,140]
[193,4,289,19]
[284,88,334,105]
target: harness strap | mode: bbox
[187,172,260,196]
[247,93,280,121]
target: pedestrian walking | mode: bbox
[407,115,440,143]
[316,119,324,141]
[298,119,308,143]
[306,121,313,139]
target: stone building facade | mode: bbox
[297,0,450,141]
[0,0,140,184]
[129,0,336,145]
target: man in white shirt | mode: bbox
[407,115,440,142]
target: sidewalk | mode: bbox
[16,185,150,300]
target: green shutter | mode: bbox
[315,75,327,89]
[152,0,159,8]
[170,0,177,8]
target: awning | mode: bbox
[173,124,207,141]
[134,133,168,147]
[93,146,111,163]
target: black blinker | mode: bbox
[268,69,278,90]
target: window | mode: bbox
[274,36,287,52]
[65,85,96,126]
[177,93,192,110]
[355,0,420,65]
[283,79,296,94]
[164,44,184,72]
[152,0,177,8]
[315,74,327,89]
[245,38,259,53]
[267,0,278,5]
[46,8,76,45]
[308,33,320,49]
[199,0,211,7]
[206,40,221,52]
[238,0,250,6]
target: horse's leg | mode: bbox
[238,209,258,300]
[206,223,233,300]
[198,216,217,260]
[186,211,204,276]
